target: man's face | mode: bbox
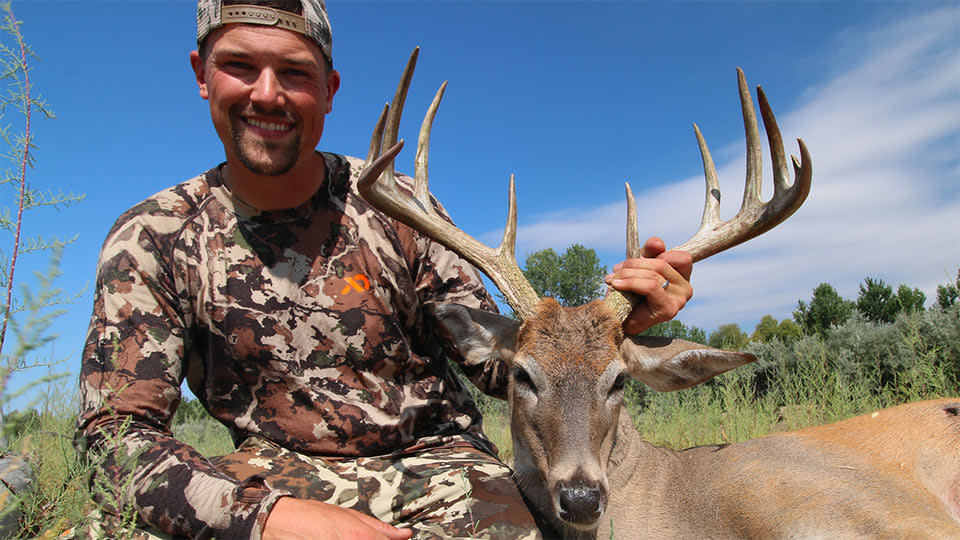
[191,24,340,176]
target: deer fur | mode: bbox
[434,300,960,539]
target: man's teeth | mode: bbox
[247,118,292,131]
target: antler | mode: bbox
[605,68,812,321]
[357,48,541,320]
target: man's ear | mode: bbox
[324,69,340,114]
[189,50,209,100]
[620,335,755,392]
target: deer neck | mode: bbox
[598,408,694,538]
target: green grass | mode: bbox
[6,395,90,539]
[172,418,234,457]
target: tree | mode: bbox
[642,319,707,344]
[708,323,749,351]
[794,283,853,337]
[895,284,925,315]
[856,277,897,324]
[522,244,607,307]
[775,319,803,341]
[936,270,959,309]
[751,315,778,343]
[751,315,802,343]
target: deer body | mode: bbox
[490,300,960,538]
[570,399,960,539]
[357,49,959,539]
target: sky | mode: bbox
[1,0,957,404]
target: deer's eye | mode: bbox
[609,373,626,397]
[512,367,538,397]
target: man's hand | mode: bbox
[604,236,694,335]
[263,497,413,540]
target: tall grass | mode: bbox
[5,394,87,538]
[633,306,959,449]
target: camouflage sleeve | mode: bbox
[76,214,289,539]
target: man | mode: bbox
[76,1,694,538]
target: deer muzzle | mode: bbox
[555,471,608,528]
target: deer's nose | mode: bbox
[558,484,603,524]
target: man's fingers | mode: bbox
[640,236,666,258]
[610,258,684,287]
[349,509,413,539]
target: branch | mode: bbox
[0,3,30,356]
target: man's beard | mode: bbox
[230,115,302,176]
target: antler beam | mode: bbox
[357,48,542,320]
[605,68,812,322]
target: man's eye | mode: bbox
[224,61,253,71]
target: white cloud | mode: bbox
[481,5,960,332]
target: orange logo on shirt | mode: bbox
[341,274,371,295]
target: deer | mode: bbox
[357,49,960,539]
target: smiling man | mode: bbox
[75,1,694,539]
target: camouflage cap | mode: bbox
[197,1,333,65]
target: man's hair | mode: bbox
[198,0,332,72]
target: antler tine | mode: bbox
[414,81,447,206]
[382,47,419,181]
[357,49,541,320]
[364,103,389,169]
[604,183,643,321]
[692,123,723,232]
[759,86,812,217]
[739,68,763,211]
[673,68,812,262]
[625,182,640,259]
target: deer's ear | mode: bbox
[431,303,522,366]
[620,336,755,392]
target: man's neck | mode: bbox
[222,152,327,211]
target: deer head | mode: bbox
[358,48,811,533]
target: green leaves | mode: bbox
[522,244,607,308]
[936,270,959,309]
[794,283,854,338]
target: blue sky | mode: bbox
[2,1,958,403]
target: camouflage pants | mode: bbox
[84,435,542,539]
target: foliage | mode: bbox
[522,244,607,307]
[855,277,898,324]
[750,315,801,344]
[0,4,86,536]
[707,323,749,351]
[641,319,706,344]
[170,398,234,457]
[855,277,926,324]
[171,395,208,425]
[895,284,926,315]
[793,283,854,337]
[0,2,82,416]
[633,306,958,450]
[8,394,90,538]
[1,407,36,441]
[935,270,959,309]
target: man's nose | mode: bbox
[250,69,284,107]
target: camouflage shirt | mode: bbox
[76,152,508,538]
